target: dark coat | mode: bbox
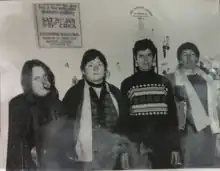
[62,79,130,169]
[62,79,127,136]
[6,92,66,171]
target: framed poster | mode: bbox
[34,3,82,48]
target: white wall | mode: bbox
[1,0,220,169]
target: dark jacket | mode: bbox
[62,79,126,136]
[6,92,66,170]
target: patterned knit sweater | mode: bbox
[120,68,180,151]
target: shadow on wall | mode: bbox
[0,13,26,98]
[0,14,26,48]
[0,13,32,67]
[0,13,25,169]
[0,12,26,95]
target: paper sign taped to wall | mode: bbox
[34,3,82,48]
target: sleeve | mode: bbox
[115,81,128,135]
[62,89,70,110]
[166,73,187,130]
[62,88,76,119]
[7,99,36,170]
[214,87,220,120]
[57,100,69,118]
[111,84,128,136]
[166,79,181,151]
[217,96,220,120]
[119,81,142,144]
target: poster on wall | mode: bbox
[34,3,82,48]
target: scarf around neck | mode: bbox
[175,67,220,133]
[75,80,119,162]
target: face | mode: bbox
[32,66,51,97]
[180,49,198,69]
[83,57,105,84]
[136,49,154,71]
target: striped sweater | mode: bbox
[128,83,168,116]
[120,68,180,151]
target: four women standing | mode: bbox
[6,41,220,170]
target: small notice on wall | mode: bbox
[34,3,82,48]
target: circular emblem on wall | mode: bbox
[130,6,153,19]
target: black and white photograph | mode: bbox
[2,0,220,170]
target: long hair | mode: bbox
[21,59,57,97]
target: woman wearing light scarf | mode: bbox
[167,42,220,168]
[62,49,138,170]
